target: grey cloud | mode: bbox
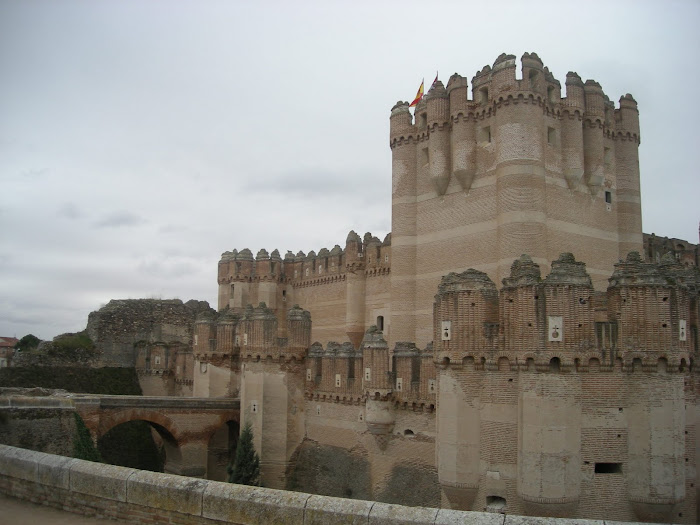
[57,202,83,219]
[244,169,385,199]
[136,258,199,279]
[20,168,47,179]
[94,212,146,228]
[158,224,188,234]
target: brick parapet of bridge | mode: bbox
[0,445,654,525]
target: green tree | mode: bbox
[14,334,40,352]
[72,412,102,462]
[227,422,260,485]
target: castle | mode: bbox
[216,52,644,350]
[92,53,699,522]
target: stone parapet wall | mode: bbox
[0,444,640,525]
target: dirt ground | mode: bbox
[0,494,123,524]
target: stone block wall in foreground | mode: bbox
[0,444,650,525]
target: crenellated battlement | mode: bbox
[390,52,639,153]
[218,231,390,288]
[286,249,698,409]
[193,302,312,365]
[433,252,698,374]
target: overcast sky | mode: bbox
[1,0,698,341]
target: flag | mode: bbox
[409,79,424,107]
[432,72,438,87]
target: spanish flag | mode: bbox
[409,79,424,107]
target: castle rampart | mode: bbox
[217,231,392,348]
[202,248,700,520]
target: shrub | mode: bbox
[227,422,260,486]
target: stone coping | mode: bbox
[0,393,240,410]
[0,445,655,525]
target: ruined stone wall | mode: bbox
[86,298,211,371]
[645,233,699,267]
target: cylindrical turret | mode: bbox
[494,57,546,285]
[583,80,605,194]
[564,72,585,108]
[389,100,413,142]
[517,368,582,516]
[434,269,499,363]
[608,252,688,362]
[215,310,239,354]
[328,245,343,274]
[490,53,517,99]
[391,342,420,398]
[500,254,544,353]
[362,326,391,396]
[389,102,419,346]
[447,73,468,113]
[561,72,585,189]
[426,80,451,195]
[235,249,255,278]
[286,305,311,359]
[627,358,685,521]
[448,74,476,192]
[542,253,595,356]
[433,274,488,510]
[240,303,277,352]
[345,231,366,348]
[255,249,279,310]
[362,327,394,448]
[471,65,492,106]
[615,94,643,257]
[521,52,544,96]
[194,313,216,354]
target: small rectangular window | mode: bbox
[605,191,612,204]
[421,147,429,166]
[480,87,489,104]
[547,127,556,145]
[419,113,427,129]
[595,462,622,474]
[604,147,613,168]
[478,126,491,144]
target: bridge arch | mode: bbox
[74,396,241,479]
[97,419,181,473]
[94,409,182,442]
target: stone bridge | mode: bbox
[1,392,240,479]
[73,395,240,478]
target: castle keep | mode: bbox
[85,53,699,522]
[218,52,643,349]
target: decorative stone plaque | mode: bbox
[441,321,452,341]
[548,316,563,342]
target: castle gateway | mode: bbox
[197,53,698,522]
